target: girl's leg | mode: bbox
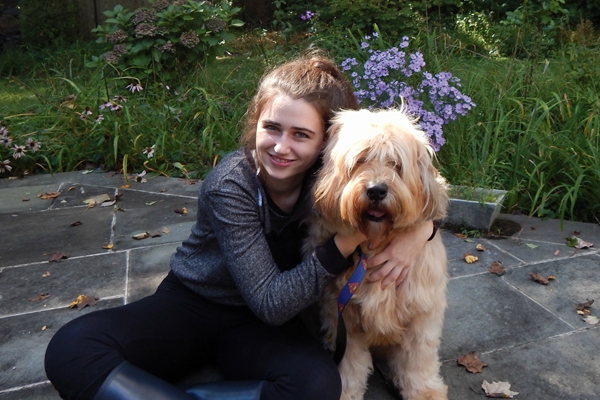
[216,316,342,400]
[44,271,254,400]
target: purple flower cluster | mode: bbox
[341,35,476,150]
[300,11,315,21]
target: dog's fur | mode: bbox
[306,108,449,400]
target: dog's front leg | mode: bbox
[388,310,447,400]
[339,332,372,400]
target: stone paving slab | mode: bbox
[0,299,123,392]
[441,326,600,399]
[0,252,126,317]
[2,172,600,400]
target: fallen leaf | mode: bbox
[572,230,581,235]
[41,325,47,331]
[120,184,130,189]
[529,272,549,285]
[102,243,114,249]
[101,200,116,207]
[22,197,30,202]
[49,252,69,262]
[525,243,538,249]
[476,244,487,252]
[83,193,111,207]
[132,232,150,240]
[185,179,198,185]
[454,233,467,239]
[162,227,170,234]
[81,170,94,174]
[464,253,479,264]
[553,250,560,256]
[29,292,50,301]
[150,231,162,238]
[174,207,188,215]
[572,236,593,249]
[464,238,474,243]
[146,201,158,206]
[42,271,51,277]
[68,186,77,191]
[583,315,599,325]
[457,352,488,373]
[38,191,61,200]
[482,380,519,398]
[68,294,98,310]
[576,299,594,311]
[70,221,83,227]
[490,261,505,276]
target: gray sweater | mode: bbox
[170,148,351,325]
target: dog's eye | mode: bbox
[394,164,402,175]
[356,158,366,164]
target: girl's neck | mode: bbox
[263,175,304,213]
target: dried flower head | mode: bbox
[180,30,200,48]
[126,83,144,93]
[113,95,127,103]
[132,9,157,25]
[142,144,155,158]
[106,29,128,43]
[206,18,226,33]
[160,41,176,53]
[102,51,120,64]
[151,0,170,11]
[95,115,105,124]
[113,44,128,56]
[0,126,8,136]
[135,23,157,37]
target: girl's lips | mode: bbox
[269,154,294,166]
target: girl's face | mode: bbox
[255,95,325,190]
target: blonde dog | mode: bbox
[306,108,449,400]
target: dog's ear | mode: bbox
[313,122,345,223]
[417,147,448,221]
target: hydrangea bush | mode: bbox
[341,34,476,150]
[88,0,243,80]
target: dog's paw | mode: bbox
[405,385,448,400]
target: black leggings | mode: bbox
[44,271,341,400]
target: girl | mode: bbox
[45,52,435,400]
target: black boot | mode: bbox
[93,361,196,400]
[184,380,264,400]
[94,361,264,400]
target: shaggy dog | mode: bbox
[306,108,449,400]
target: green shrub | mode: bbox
[87,0,244,82]
[19,0,79,48]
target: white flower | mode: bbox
[0,159,11,173]
[12,145,26,159]
[26,138,40,152]
[126,83,144,93]
[142,144,155,159]
[95,115,105,124]
[135,170,147,183]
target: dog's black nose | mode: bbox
[367,183,388,201]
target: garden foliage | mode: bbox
[88,0,244,81]
[19,0,79,48]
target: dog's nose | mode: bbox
[367,183,388,201]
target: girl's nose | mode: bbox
[273,133,291,154]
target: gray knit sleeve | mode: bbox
[204,179,335,325]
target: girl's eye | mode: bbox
[264,124,279,131]
[295,131,309,139]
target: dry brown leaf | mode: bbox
[150,231,162,238]
[573,237,594,249]
[475,243,487,252]
[101,200,116,207]
[102,243,114,250]
[457,352,488,373]
[490,261,505,276]
[553,249,560,256]
[42,271,51,277]
[161,227,170,234]
[70,221,83,227]
[185,179,199,185]
[29,292,50,301]
[41,325,47,331]
[576,299,594,311]
[22,197,30,202]
[68,294,98,310]
[83,193,111,207]
[482,380,519,398]
[120,184,130,189]
[38,191,61,200]
[529,272,549,285]
[464,253,478,264]
[132,232,150,240]
[68,186,77,191]
[454,233,467,239]
[583,315,599,325]
[174,207,188,215]
[49,252,69,262]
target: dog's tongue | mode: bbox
[367,209,385,218]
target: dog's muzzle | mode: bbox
[367,183,388,201]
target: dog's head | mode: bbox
[314,108,447,242]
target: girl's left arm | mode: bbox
[365,219,435,288]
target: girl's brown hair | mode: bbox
[240,51,359,149]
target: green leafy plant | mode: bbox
[19,0,79,48]
[87,0,244,81]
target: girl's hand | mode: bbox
[366,220,434,288]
